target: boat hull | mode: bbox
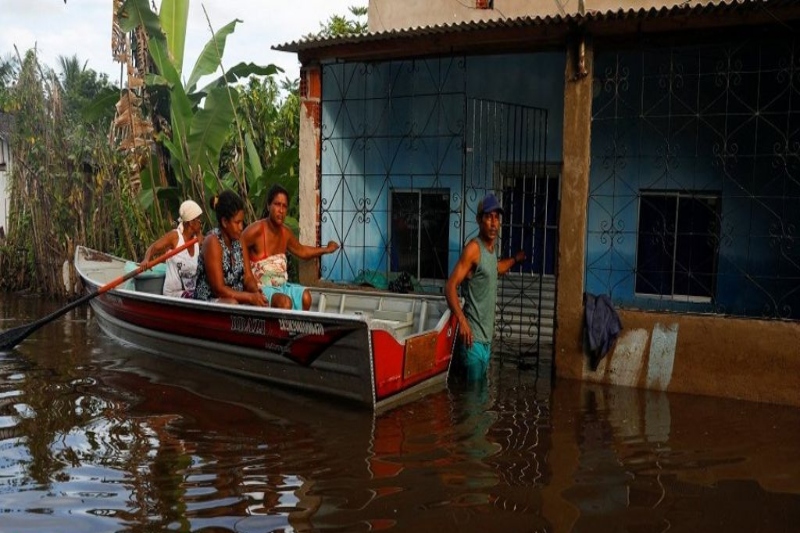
[77,247,457,409]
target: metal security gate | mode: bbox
[464,98,558,366]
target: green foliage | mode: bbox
[160,0,190,73]
[311,6,368,38]
[118,0,279,223]
[0,50,151,296]
[56,54,118,126]
[0,53,20,111]
[220,76,300,220]
[185,18,241,91]
[0,0,318,295]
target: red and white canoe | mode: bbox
[74,245,458,410]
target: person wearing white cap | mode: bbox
[141,199,204,297]
[445,193,526,381]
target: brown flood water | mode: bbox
[1,293,799,532]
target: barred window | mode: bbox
[390,190,450,280]
[635,191,720,302]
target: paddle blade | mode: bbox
[0,292,91,351]
[0,322,40,352]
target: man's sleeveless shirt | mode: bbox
[462,238,498,343]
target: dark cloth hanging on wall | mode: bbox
[583,293,623,371]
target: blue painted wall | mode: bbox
[319,52,566,283]
[586,38,800,319]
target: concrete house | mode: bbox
[276,0,800,406]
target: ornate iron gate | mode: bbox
[464,99,557,365]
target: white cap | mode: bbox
[179,200,203,222]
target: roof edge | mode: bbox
[273,0,799,56]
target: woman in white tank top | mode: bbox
[141,200,204,297]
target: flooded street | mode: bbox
[1,294,799,532]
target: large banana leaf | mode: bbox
[120,0,190,141]
[145,37,180,87]
[147,37,194,173]
[118,0,290,218]
[245,133,264,185]
[118,0,165,40]
[185,19,242,92]
[159,0,189,75]
[158,133,191,184]
[187,86,238,178]
[198,62,281,95]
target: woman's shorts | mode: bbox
[261,282,306,310]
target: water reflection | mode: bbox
[1,295,799,532]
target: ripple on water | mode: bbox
[1,296,800,532]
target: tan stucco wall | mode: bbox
[558,310,800,407]
[556,33,593,393]
[368,0,726,32]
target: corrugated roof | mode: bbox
[274,0,799,54]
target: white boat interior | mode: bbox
[308,289,449,339]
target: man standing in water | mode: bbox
[445,193,525,381]
[242,184,339,310]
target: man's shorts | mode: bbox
[452,340,491,381]
[261,282,306,310]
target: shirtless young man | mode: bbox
[241,184,340,310]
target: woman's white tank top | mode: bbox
[163,230,199,297]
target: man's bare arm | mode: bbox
[445,241,480,347]
[498,250,525,276]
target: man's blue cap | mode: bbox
[478,193,504,216]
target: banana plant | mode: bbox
[117,0,278,216]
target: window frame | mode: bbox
[634,190,721,303]
[389,188,451,281]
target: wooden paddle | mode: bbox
[0,237,200,351]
